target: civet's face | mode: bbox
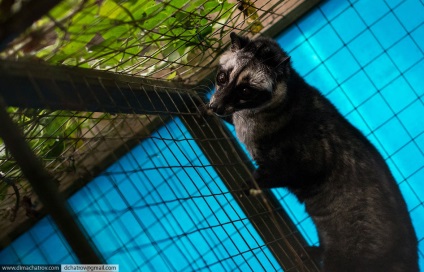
[208,33,290,117]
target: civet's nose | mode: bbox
[208,101,226,116]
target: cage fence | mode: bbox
[1,0,424,271]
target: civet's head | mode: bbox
[208,32,291,117]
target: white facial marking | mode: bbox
[219,51,237,71]
[237,69,273,92]
[220,51,273,92]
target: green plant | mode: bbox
[5,0,238,79]
[0,109,86,208]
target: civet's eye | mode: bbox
[216,72,227,85]
[239,87,253,99]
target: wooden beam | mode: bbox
[0,60,200,115]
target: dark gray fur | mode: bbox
[208,33,418,271]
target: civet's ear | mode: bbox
[230,32,250,51]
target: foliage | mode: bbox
[0,109,87,202]
[4,0,243,79]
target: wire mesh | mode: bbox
[1,0,311,83]
[66,116,285,271]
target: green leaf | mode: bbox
[88,37,117,52]
[184,0,206,12]
[166,71,177,80]
[169,0,191,9]
[99,0,126,20]
[48,0,81,19]
[199,25,213,39]
[202,0,222,15]
[179,46,193,63]
[103,25,131,39]
[45,139,66,159]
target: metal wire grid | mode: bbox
[1,0,309,83]
[62,110,319,271]
[72,116,281,271]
